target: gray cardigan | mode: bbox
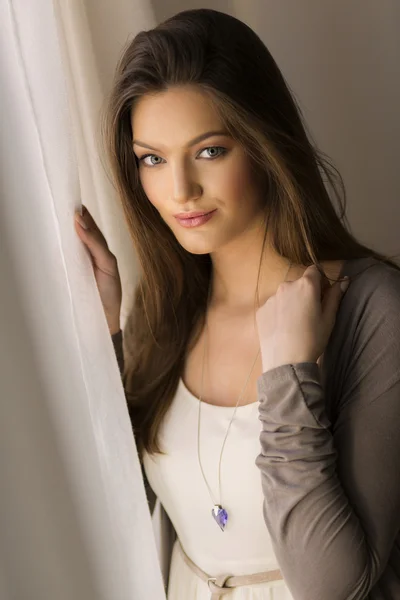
[112,256,400,599]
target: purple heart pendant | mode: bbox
[211,505,228,531]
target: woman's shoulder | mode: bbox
[342,255,400,316]
[329,255,400,417]
[336,255,400,353]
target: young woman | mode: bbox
[74,9,400,600]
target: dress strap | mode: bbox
[177,539,283,600]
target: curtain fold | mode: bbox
[0,0,165,598]
[53,0,145,326]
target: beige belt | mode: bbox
[177,540,283,600]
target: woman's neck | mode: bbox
[209,230,293,313]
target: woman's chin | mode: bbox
[173,228,226,256]
[180,242,213,255]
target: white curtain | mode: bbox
[0,0,165,598]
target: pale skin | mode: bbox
[75,85,348,407]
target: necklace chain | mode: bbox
[197,261,292,508]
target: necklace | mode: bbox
[197,261,292,531]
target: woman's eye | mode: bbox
[138,154,164,167]
[137,146,227,168]
[198,146,227,159]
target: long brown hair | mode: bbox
[101,8,399,457]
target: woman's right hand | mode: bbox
[74,205,122,335]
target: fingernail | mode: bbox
[75,213,88,230]
[340,277,350,292]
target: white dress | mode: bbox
[142,378,294,599]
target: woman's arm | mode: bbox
[111,330,157,516]
[255,267,400,599]
[111,329,125,376]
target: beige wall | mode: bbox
[151,0,400,259]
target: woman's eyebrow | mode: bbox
[132,130,230,151]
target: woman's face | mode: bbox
[131,86,266,255]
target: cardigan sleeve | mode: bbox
[111,329,157,515]
[111,329,125,377]
[255,270,400,599]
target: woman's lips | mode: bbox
[174,209,217,228]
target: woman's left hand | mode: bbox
[256,265,349,372]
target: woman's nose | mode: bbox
[171,165,202,204]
